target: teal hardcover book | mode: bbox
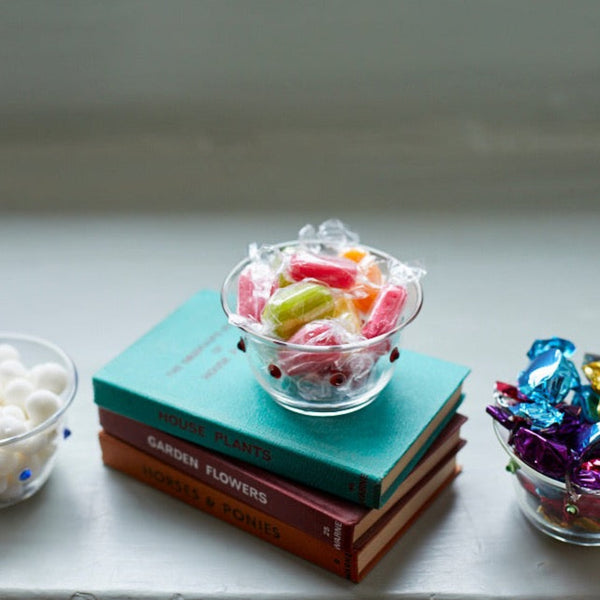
[93,290,469,508]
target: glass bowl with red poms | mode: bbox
[221,220,424,416]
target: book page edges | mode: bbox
[378,387,464,501]
[355,462,461,581]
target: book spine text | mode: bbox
[94,378,376,505]
[99,408,358,550]
[99,431,358,581]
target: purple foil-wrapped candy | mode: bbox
[512,427,571,480]
[526,337,576,360]
[485,403,528,430]
[572,470,600,490]
[572,458,600,490]
[544,406,588,444]
[517,348,580,405]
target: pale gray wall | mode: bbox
[1,1,599,212]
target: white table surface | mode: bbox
[1,209,599,599]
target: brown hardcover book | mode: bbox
[99,431,460,582]
[99,408,466,551]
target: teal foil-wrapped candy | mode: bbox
[527,337,576,360]
[518,346,580,405]
[507,400,564,431]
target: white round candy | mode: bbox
[0,360,28,386]
[3,377,35,409]
[0,344,20,363]
[12,421,53,455]
[0,449,19,477]
[30,361,69,395]
[25,390,62,426]
[30,431,59,461]
[0,415,28,439]
[2,405,26,421]
[0,477,24,502]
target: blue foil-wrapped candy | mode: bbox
[507,399,564,431]
[526,337,576,360]
[574,422,600,459]
[517,348,580,405]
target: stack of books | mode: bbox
[93,290,469,582]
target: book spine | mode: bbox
[99,431,359,582]
[93,377,380,507]
[98,408,358,551]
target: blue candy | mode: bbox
[508,400,564,430]
[526,337,576,360]
[574,422,600,458]
[518,348,580,405]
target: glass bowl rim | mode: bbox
[221,241,424,353]
[492,418,600,496]
[0,331,78,448]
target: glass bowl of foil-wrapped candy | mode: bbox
[221,219,424,416]
[487,337,600,545]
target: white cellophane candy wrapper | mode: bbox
[298,218,360,254]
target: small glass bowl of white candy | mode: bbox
[0,333,77,508]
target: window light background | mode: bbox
[1,1,598,213]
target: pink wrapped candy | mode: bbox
[288,251,358,290]
[361,284,408,339]
[237,262,277,322]
[279,320,353,377]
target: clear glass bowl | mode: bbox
[221,243,423,416]
[0,333,77,508]
[493,419,600,545]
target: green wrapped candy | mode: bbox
[261,281,335,339]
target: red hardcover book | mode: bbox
[99,431,460,582]
[99,408,466,551]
